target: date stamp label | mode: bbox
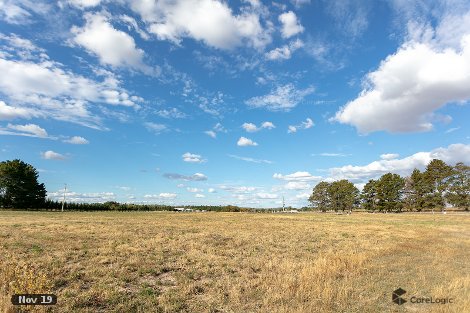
[11,294,57,305]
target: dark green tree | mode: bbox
[0,159,46,209]
[408,169,433,211]
[424,159,453,212]
[328,179,359,213]
[309,181,331,212]
[446,162,470,210]
[361,179,378,212]
[376,173,405,212]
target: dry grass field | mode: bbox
[0,211,469,313]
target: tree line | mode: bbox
[0,159,253,212]
[308,159,469,212]
[1,158,468,212]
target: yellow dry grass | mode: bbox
[0,211,469,312]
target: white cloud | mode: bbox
[63,136,89,144]
[156,108,186,119]
[5,123,47,137]
[131,0,272,50]
[208,188,216,193]
[144,122,167,134]
[68,0,101,8]
[328,143,470,183]
[242,121,276,132]
[291,0,310,8]
[204,122,226,139]
[72,12,153,74]
[228,154,273,164]
[284,181,311,190]
[261,121,275,129]
[246,84,314,111]
[242,122,258,132]
[334,25,470,133]
[445,127,460,134]
[204,130,216,138]
[0,1,31,24]
[237,136,258,146]
[120,14,150,41]
[219,185,257,194]
[273,171,322,182]
[265,39,304,61]
[0,101,38,120]
[0,37,142,128]
[187,187,203,193]
[287,126,297,133]
[48,190,116,203]
[325,0,369,38]
[295,192,311,199]
[279,11,304,38]
[182,152,206,163]
[144,193,177,199]
[256,192,278,199]
[164,172,208,181]
[380,153,399,160]
[195,193,205,198]
[288,118,314,133]
[41,150,66,160]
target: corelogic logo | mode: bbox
[392,288,407,305]
[392,287,454,306]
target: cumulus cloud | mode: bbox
[130,0,272,50]
[256,192,278,199]
[329,143,470,183]
[164,172,208,181]
[72,12,153,74]
[182,152,206,163]
[265,39,304,61]
[195,193,205,198]
[237,136,258,146]
[48,190,116,202]
[0,35,143,128]
[288,118,314,133]
[241,121,275,132]
[41,150,66,160]
[144,193,177,199]
[0,101,39,120]
[246,84,314,111]
[284,181,311,190]
[187,187,203,193]
[273,171,322,182]
[279,11,304,38]
[63,136,89,144]
[219,185,257,194]
[1,123,48,138]
[380,153,399,160]
[333,17,470,133]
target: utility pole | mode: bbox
[61,183,67,212]
[282,196,285,212]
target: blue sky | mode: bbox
[1,0,469,207]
